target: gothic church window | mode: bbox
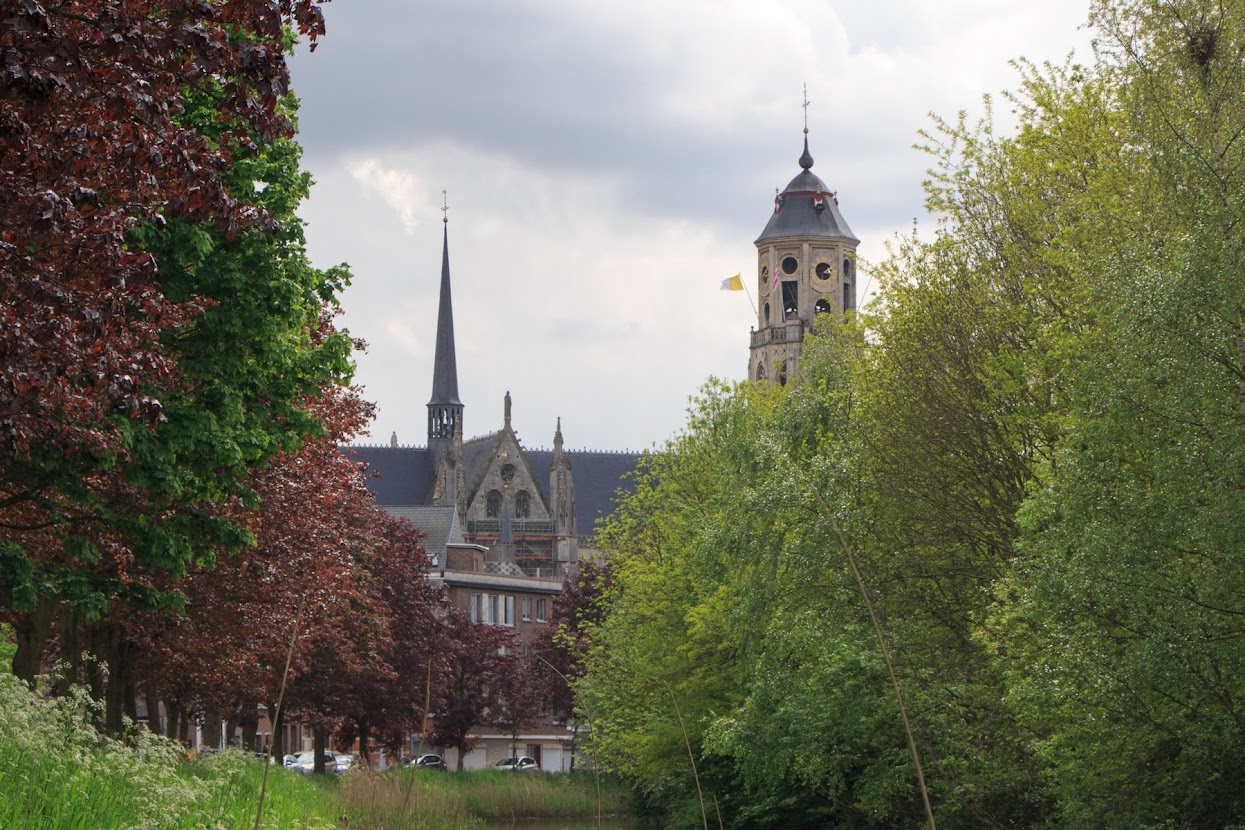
[843,282,854,311]
[486,490,502,518]
[515,490,531,518]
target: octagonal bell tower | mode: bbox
[749,129,859,384]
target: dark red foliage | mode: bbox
[0,0,328,459]
[428,609,514,769]
[534,558,612,722]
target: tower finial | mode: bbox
[441,190,449,224]
[799,85,814,171]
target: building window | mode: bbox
[504,595,515,627]
[843,281,855,311]
[522,597,532,622]
[781,255,798,274]
[763,301,770,324]
[536,598,547,623]
[759,266,768,291]
[815,297,832,315]
[470,593,481,623]
[487,594,499,625]
[486,490,502,518]
[515,490,530,518]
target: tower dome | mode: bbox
[756,136,857,244]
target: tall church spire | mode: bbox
[428,198,463,456]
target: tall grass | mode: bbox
[0,673,628,828]
[0,673,338,830]
[398,769,630,821]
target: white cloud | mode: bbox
[346,159,427,235]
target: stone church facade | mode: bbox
[348,220,640,577]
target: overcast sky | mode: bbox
[289,0,1094,453]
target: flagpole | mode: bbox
[741,280,757,316]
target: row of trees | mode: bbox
[0,0,564,770]
[573,0,1245,827]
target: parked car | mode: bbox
[288,750,340,774]
[335,753,357,774]
[412,753,448,771]
[494,756,538,771]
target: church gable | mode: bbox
[465,428,551,522]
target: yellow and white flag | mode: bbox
[720,274,743,291]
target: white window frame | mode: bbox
[536,598,547,623]
[470,593,481,623]
[504,595,515,627]
[522,597,532,622]
[487,594,499,625]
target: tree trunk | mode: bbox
[83,623,109,726]
[241,704,259,752]
[269,703,285,760]
[11,596,56,686]
[202,711,223,750]
[123,673,138,728]
[313,727,328,774]
[225,711,241,747]
[102,628,128,736]
[164,698,183,741]
[56,605,83,698]
[357,719,370,770]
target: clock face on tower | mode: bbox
[500,463,516,483]
[812,256,836,289]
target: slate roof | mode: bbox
[377,504,462,567]
[342,442,642,542]
[343,445,436,505]
[756,137,859,244]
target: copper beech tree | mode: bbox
[0,0,337,680]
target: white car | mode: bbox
[494,756,538,771]
[287,750,340,774]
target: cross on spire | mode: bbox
[802,83,810,134]
[441,190,449,224]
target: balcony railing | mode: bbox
[750,321,804,348]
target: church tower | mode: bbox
[427,214,464,459]
[749,125,859,384]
